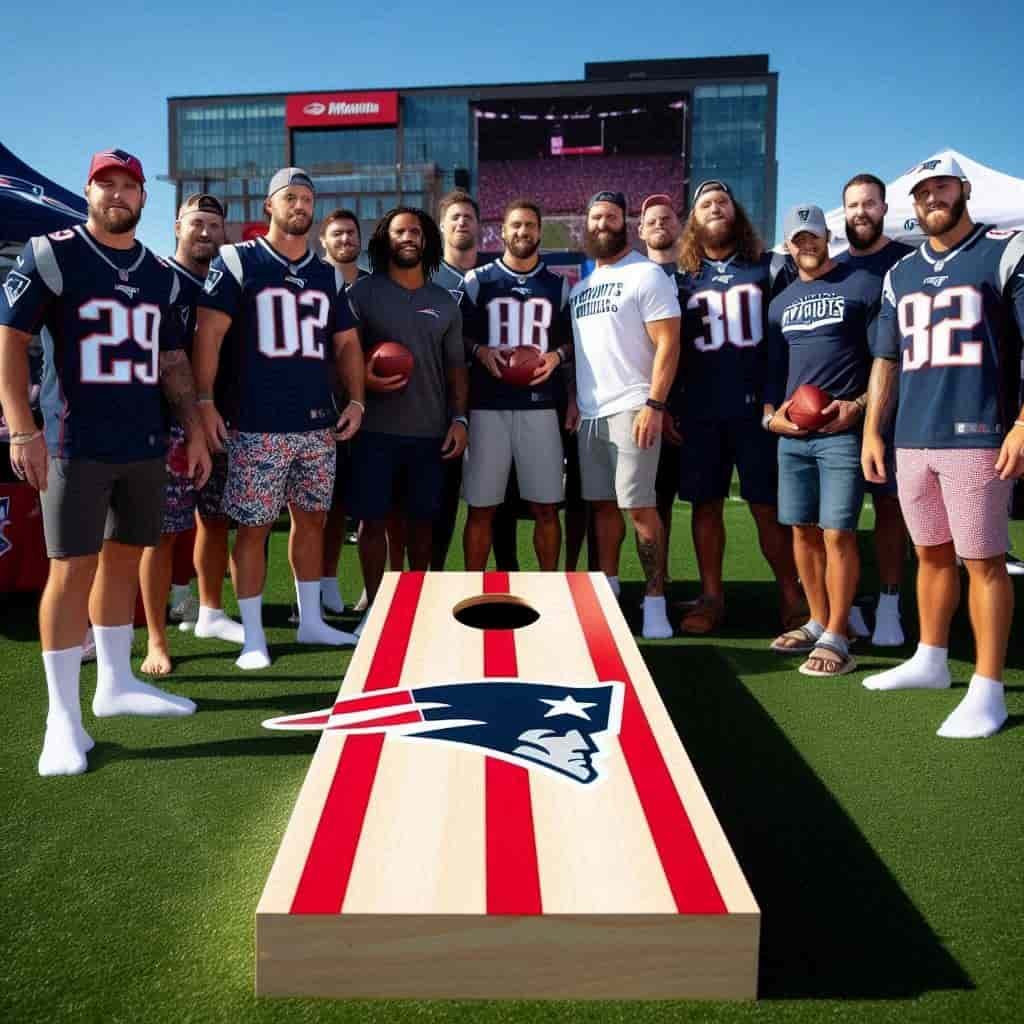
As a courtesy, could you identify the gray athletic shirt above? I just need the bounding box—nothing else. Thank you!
[347,273,464,438]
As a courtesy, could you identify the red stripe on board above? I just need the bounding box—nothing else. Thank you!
[290,572,426,914]
[483,571,542,914]
[566,573,726,914]
[333,690,414,715]
[333,710,423,730]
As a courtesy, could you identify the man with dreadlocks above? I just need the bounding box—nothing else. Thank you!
[347,208,468,631]
[674,179,803,635]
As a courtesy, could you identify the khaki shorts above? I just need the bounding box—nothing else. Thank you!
[578,408,661,509]
[463,409,564,507]
[41,456,167,558]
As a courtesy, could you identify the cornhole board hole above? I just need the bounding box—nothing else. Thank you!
[256,571,759,1000]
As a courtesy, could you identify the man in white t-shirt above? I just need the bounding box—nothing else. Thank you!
[567,191,681,638]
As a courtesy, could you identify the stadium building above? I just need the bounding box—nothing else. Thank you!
[166,55,778,251]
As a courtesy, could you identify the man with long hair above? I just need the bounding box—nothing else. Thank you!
[675,180,802,634]
[347,207,468,627]
[862,156,1024,737]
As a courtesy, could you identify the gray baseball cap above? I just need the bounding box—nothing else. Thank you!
[267,167,314,198]
[784,204,828,242]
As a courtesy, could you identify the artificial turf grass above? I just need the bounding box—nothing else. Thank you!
[0,504,1021,1023]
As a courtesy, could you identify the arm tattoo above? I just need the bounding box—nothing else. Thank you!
[159,350,201,435]
[636,535,666,596]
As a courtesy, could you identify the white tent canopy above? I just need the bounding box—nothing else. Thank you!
[822,148,1024,254]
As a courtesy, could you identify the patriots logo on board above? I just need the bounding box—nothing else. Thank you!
[3,271,31,307]
[264,680,625,784]
[0,497,11,559]
[203,269,223,294]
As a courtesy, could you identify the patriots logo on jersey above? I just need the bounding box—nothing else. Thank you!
[712,274,734,284]
[0,497,11,559]
[3,271,31,307]
[417,307,441,318]
[923,275,949,288]
[114,283,140,299]
[203,269,223,295]
[511,286,533,297]
[264,680,625,785]
[284,275,305,288]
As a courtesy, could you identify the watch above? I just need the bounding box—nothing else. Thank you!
[452,415,469,429]
[762,412,774,431]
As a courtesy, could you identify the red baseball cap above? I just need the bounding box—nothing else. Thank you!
[640,193,675,218]
[88,148,146,185]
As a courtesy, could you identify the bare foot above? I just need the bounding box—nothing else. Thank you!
[141,645,173,676]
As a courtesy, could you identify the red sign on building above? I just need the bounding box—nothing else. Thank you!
[286,91,399,129]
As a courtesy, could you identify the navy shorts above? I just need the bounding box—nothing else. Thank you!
[866,426,898,499]
[678,415,778,506]
[778,433,865,532]
[347,431,444,522]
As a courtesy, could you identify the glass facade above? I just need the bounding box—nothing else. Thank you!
[293,128,396,169]
[401,94,474,194]
[689,83,771,241]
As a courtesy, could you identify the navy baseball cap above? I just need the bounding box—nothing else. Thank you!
[693,179,733,202]
[587,190,627,214]
[267,167,315,198]
[178,193,225,219]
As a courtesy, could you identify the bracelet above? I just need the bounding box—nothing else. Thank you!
[197,398,215,406]
[452,415,469,429]
[762,412,775,431]
[9,430,42,446]
[349,399,366,412]
[645,398,667,412]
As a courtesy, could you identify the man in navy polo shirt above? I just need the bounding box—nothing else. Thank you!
[765,204,878,677]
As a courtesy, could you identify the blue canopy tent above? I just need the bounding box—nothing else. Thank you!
[0,143,86,254]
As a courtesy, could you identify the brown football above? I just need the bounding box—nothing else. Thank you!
[367,341,413,390]
[786,383,837,431]
[500,346,545,388]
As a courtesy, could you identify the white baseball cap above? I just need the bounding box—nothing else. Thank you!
[906,155,967,195]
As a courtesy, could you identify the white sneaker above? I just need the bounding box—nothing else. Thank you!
[1007,553,1024,576]
[171,593,199,633]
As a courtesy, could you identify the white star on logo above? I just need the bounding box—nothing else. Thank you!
[539,695,598,720]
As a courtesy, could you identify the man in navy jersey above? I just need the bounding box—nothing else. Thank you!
[765,204,877,677]
[347,207,467,627]
[862,155,1024,738]
[462,198,572,570]
[138,193,242,677]
[317,208,370,618]
[674,180,802,635]
[0,148,212,776]
[194,168,365,670]
[836,174,914,647]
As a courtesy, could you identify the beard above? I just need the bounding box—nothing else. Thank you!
[645,230,676,252]
[695,216,736,252]
[449,231,475,252]
[918,192,968,237]
[390,240,423,268]
[845,215,884,251]
[273,209,312,237]
[794,247,829,273]
[506,236,540,260]
[92,203,141,235]
[584,224,628,260]
[330,246,360,264]
[187,239,217,266]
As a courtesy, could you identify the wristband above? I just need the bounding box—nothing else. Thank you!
[645,398,667,412]
[762,412,774,431]
[452,415,469,429]
[197,398,215,406]
[8,430,42,446]
[349,399,366,412]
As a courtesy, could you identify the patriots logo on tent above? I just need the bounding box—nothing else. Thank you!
[3,271,31,308]
[0,497,11,559]
[264,680,625,785]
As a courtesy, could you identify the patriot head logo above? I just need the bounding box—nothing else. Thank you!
[203,269,223,295]
[918,159,941,172]
[264,681,625,785]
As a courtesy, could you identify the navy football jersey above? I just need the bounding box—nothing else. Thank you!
[462,258,571,411]
[167,257,204,358]
[836,239,914,280]
[873,225,1024,449]
[675,252,789,420]
[433,260,471,307]
[0,225,185,461]
[766,261,879,424]
[197,236,355,434]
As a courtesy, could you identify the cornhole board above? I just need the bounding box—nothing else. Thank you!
[256,571,759,1000]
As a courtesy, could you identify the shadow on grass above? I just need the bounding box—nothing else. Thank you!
[643,641,972,1000]
[86,732,321,769]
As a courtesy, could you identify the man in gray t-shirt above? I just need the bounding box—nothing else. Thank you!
[346,207,468,618]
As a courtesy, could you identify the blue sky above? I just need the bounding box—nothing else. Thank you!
[4,0,1020,255]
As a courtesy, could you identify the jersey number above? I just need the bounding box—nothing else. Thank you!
[79,299,160,385]
[487,297,553,351]
[898,286,984,371]
[256,288,330,359]
[688,283,763,352]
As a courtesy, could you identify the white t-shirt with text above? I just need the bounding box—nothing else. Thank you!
[569,250,680,419]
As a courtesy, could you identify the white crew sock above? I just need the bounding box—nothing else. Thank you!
[295,578,357,647]
[320,576,345,614]
[847,605,871,638]
[39,646,93,776]
[872,592,904,647]
[641,595,673,640]
[863,642,951,691]
[91,625,195,717]
[236,595,271,670]
[937,675,1008,739]
[193,605,245,645]
[606,575,621,598]
[169,583,191,606]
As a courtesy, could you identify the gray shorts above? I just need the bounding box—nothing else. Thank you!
[578,408,661,509]
[41,456,167,558]
[463,409,564,507]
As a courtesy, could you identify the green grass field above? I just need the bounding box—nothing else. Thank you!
[2,501,1022,1024]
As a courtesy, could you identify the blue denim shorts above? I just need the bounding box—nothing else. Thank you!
[777,432,865,531]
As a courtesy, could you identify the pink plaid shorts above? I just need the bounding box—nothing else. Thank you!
[895,448,1011,559]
